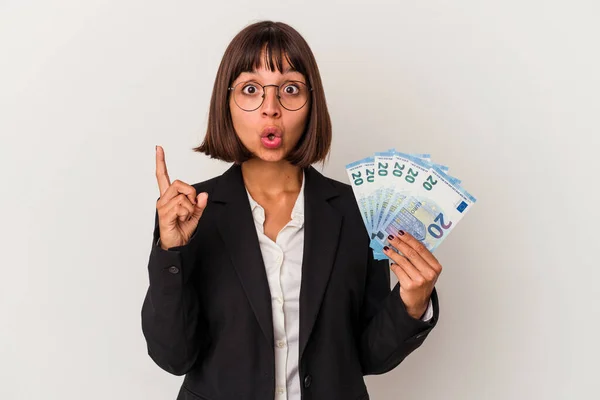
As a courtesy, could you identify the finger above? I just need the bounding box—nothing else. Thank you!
[177,209,191,222]
[384,246,423,282]
[176,196,196,222]
[395,230,443,275]
[387,233,435,278]
[164,204,190,223]
[161,180,197,207]
[155,145,171,197]
[188,192,208,222]
[389,261,412,287]
[167,195,194,222]
[163,194,195,221]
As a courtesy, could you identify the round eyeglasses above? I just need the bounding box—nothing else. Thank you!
[228,80,312,112]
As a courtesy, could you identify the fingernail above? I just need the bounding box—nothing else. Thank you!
[398,230,405,236]
[387,234,394,240]
[383,246,389,251]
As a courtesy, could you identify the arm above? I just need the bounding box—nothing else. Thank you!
[141,208,209,376]
[358,247,439,375]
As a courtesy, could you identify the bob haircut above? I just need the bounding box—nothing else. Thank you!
[193,21,332,168]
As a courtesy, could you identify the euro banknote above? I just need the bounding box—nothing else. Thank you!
[345,150,476,261]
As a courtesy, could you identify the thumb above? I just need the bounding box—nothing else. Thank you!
[190,192,208,221]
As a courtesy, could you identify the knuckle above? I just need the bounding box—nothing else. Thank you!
[406,248,419,259]
[414,275,425,286]
[413,241,425,253]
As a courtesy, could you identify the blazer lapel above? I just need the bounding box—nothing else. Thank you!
[210,163,343,360]
[211,164,274,346]
[298,166,342,361]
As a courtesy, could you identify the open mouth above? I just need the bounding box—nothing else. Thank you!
[260,130,283,148]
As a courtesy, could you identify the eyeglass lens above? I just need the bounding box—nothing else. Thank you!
[232,81,309,111]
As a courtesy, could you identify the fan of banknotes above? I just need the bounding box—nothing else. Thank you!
[345,149,477,260]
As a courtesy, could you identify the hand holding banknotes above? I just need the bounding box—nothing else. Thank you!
[383,230,442,319]
[155,145,208,250]
[346,150,477,318]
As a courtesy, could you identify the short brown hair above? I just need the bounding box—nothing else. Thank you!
[193,21,332,168]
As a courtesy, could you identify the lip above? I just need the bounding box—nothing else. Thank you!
[260,126,283,138]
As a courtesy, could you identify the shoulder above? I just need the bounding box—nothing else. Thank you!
[323,175,353,197]
[319,174,361,215]
[319,173,371,245]
[189,174,221,195]
[306,166,355,204]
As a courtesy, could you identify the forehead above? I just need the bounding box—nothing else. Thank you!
[231,45,307,83]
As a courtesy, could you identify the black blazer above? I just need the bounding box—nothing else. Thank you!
[141,163,439,400]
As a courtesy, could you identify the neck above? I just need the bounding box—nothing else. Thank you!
[240,158,303,197]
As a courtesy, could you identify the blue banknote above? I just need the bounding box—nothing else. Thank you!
[346,151,477,261]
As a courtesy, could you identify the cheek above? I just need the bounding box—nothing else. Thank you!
[292,109,310,132]
[230,102,250,132]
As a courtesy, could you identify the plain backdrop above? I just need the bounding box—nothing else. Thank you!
[1,1,599,399]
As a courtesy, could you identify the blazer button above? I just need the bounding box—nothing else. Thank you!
[167,266,179,274]
[304,374,312,388]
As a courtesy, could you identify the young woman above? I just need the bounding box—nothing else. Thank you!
[142,20,441,400]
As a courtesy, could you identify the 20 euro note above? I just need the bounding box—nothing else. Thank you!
[373,150,433,236]
[371,149,450,260]
[376,151,463,235]
[350,151,434,239]
[370,165,477,260]
[375,151,433,235]
[371,151,434,259]
[346,158,374,234]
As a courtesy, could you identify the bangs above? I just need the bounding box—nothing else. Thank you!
[231,27,309,82]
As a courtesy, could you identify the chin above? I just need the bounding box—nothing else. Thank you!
[252,149,288,163]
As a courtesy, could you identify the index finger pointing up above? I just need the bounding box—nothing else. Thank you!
[155,145,171,196]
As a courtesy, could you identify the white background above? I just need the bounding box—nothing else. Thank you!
[1,1,599,399]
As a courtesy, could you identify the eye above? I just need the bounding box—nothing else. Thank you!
[282,83,300,95]
[241,84,260,95]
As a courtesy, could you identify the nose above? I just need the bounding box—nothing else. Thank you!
[260,85,281,117]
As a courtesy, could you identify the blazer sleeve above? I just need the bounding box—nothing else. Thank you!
[140,207,210,376]
[358,246,439,375]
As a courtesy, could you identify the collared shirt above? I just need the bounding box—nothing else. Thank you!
[245,171,433,400]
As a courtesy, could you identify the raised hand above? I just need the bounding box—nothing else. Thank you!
[155,145,208,250]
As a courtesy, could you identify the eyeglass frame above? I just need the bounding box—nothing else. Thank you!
[227,80,313,112]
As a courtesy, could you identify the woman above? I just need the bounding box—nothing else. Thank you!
[142,20,440,400]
